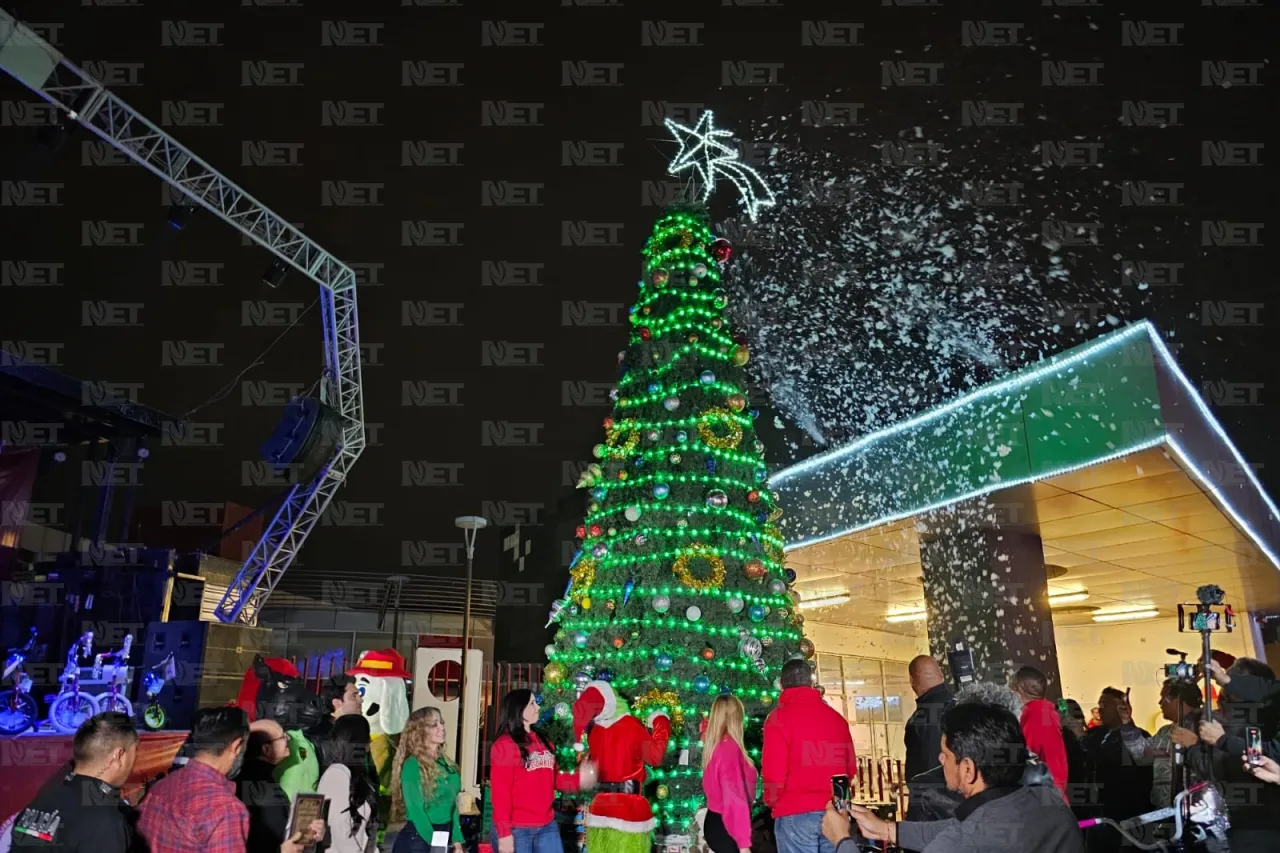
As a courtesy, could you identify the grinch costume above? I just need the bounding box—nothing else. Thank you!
[573,681,671,853]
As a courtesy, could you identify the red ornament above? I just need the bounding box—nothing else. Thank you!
[710,238,733,263]
[701,647,715,661]
[733,333,749,347]
[589,524,603,538]
[612,636,625,649]
[747,489,761,503]
[639,327,652,342]
[575,525,587,539]
[603,417,615,430]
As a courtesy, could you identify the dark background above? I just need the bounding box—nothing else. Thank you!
[0,1,1273,599]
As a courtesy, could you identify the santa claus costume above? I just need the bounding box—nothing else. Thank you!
[573,681,672,853]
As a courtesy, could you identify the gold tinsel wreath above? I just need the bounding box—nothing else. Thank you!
[605,421,641,457]
[632,687,685,729]
[697,408,743,450]
[671,543,726,591]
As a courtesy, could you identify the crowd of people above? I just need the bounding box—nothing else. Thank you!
[11,675,470,853]
[12,651,1280,853]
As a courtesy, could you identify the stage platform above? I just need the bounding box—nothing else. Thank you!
[0,730,187,829]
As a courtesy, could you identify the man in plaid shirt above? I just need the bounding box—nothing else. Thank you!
[137,707,321,853]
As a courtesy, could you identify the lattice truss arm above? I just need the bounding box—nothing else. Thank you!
[0,10,366,624]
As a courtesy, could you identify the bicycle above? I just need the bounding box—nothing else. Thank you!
[140,652,176,731]
[48,631,97,734]
[0,627,44,735]
[93,634,134,719]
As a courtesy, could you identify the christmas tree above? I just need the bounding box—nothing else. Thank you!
[539,113,811,838]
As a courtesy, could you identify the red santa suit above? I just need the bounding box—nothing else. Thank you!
[573,681,671,853]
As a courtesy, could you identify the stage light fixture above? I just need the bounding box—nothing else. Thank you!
[262,259,288,288]
[167,203,197,231]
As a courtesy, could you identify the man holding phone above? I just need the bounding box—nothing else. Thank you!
[821,700,1082,853]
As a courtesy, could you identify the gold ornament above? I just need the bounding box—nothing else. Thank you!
[677,230,693,248]
[581,596,593,610]
[697,408,743,451]
[570,558,597,596]
[605,422,641,457]
[632,688,685,728]
[656,784,670,799]
[545,662,567,684]
[671,543,726,590]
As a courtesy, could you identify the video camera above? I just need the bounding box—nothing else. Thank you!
[1164,649,1194,681]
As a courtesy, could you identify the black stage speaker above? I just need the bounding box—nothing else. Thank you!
[140,619,273,730]
[260,396,342,485]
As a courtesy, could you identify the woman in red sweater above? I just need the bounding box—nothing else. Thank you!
[701,695,757,853]
[490,690,595,853]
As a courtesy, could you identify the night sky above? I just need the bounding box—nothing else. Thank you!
[0,0,1274,587]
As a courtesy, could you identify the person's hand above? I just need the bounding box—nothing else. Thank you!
[454,844,465,853]
[847,804,895,845]
[281,832,308,853]
[304,819,324,842]
[1198,720,1225,746]
[579,759,598,791]
[1208,658,1230,686]
[498,835,515,853]
[820,801,851,846]
[1170,726,1199,748]
[1244,754,1280,785]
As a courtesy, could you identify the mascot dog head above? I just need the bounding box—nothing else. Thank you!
[235,655,327,730]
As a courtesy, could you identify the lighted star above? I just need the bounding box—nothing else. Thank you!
[664,111,776,222]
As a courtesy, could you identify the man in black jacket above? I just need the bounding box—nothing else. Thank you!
[13,712,139,853]
[903,656,960,820]
[1080,688,1152,853]
[237,719,295,853]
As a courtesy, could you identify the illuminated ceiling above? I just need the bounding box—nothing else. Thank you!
[775,322,1280,632]
[787,445,1280,631]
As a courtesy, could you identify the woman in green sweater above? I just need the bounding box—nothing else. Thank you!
[390,706,464,853]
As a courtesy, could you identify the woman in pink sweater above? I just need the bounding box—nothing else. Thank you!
[701,695,757,853]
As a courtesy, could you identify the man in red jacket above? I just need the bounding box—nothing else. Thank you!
[1011,666,1069,801]
[763,659,857,853]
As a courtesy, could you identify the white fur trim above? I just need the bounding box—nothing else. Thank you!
[584,814,657,833]
[646,710,669,727]
[587,680,617,723]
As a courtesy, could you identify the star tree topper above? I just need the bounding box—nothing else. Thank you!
[664,111,777,222]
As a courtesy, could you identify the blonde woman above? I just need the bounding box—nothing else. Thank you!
[701,695,756,853]
[390,707,464,853]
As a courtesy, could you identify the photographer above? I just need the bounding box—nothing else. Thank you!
[825,699,1082,853]
[1185,658,1280,853]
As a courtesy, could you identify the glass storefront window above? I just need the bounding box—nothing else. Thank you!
[816,652,914,789]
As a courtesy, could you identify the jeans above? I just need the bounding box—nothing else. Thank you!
[774,811,836,853]
[394,821,454,853]
[492,821,563,853]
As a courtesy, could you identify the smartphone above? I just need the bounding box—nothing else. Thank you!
[831,774,851,811]
[1247,726,1263,767]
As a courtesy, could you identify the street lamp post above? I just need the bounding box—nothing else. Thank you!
[454,515,487,767]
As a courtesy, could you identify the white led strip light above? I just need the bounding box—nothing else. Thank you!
[664,111,777,222]
[772,322,1152,484]
[775,322,1280,573]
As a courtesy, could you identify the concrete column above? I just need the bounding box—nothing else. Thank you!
[917,502,1063,697]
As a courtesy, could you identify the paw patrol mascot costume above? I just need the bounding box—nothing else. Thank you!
[573,681,671,853]
[348,649,411,794]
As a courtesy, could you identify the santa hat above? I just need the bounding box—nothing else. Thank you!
[572,681,618,740]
